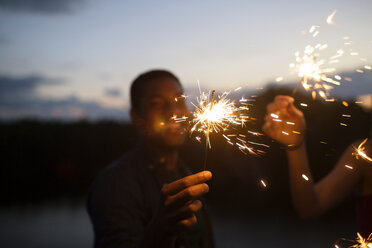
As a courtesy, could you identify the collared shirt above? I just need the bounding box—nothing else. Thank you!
[87,142,214,248]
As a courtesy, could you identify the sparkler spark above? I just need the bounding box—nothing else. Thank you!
[345,164,353,170]
[350,232,372,248]
[284,10,370,100]
[353,138,372,163]
[290,43,341,99]
[327,10,337,25]
[191,90,244,170]
[260,179,267,188]
[189,88,267,164]
[191,91,243,148]
[302,174,309,181]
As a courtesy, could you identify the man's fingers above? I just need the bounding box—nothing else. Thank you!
[165,183,209,209]
[167,200,203,224]
[266,102,281,114]
[162,171,212,196]
[266,101,289,116]
[175,215,198,233]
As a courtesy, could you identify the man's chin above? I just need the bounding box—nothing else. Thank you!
[162,136,186,149]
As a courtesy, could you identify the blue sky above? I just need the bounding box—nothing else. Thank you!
[0,0,371,120]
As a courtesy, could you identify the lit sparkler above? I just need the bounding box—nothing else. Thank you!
[353,138,372,163]
[189,89,267,169]
[284,10,371,100]
[349,232,372,248]
[288,11,343,99]
[191,90,245,169]
[191,90,241,146]
[290,41,341,99]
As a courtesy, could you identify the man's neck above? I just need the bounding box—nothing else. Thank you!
[142,139,179,171]
[162,151,178,171]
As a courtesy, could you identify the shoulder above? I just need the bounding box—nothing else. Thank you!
[93,150,146,190]
[87,150,148,212]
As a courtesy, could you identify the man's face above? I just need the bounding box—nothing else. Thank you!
[133,77,189,149]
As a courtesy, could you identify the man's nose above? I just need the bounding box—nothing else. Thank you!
[165,102,185,117]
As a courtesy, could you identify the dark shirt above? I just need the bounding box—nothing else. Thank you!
[87,143,214,248]
[356,193,372,237]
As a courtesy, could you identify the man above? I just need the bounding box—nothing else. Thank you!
[87,70,214,248]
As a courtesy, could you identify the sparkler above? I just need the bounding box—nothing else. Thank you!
[191,90,244,170]
[349,232,372,248]
[191,91,245,139]
[290,39,341,99]
[288,11,342,99]
[353,138,372,163]
[336,233,372,248]
[189,88,267,170]
[285,10,371,100]
[203,90,215,170]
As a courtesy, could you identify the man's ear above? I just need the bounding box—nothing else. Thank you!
[130,108,144,127]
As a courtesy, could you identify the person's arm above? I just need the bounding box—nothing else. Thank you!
[88,168,212,248]
[263,95,363,219]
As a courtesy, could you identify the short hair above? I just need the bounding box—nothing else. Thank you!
[130,70,182,109]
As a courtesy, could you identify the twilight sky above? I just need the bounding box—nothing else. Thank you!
[0,0,371,120]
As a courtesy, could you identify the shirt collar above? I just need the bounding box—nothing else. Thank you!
[132,139,188,184]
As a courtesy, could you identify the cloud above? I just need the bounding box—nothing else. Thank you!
[0,0,84,14]
[0,96,129,121]
[0,74,129,121]
[0,75,62,104]
[104,88,122,98]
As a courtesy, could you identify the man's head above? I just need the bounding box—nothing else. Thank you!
[130,70,189,150]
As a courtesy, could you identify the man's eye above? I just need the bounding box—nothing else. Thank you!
[149,100,164,108]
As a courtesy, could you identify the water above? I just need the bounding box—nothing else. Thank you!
[0,203,356,248]
[0,203,93,248]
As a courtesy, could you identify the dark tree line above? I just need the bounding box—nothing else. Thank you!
[0,87,370,217]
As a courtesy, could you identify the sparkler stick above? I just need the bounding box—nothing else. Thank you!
[291,80,302,96]
[203,90,215,170]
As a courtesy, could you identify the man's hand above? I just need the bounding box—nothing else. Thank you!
[153,171,212,246]
[262,95,306,149]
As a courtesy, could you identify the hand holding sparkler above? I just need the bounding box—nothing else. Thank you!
[263,97,372,225]
[262,95,306,150]
[154,171,212,247]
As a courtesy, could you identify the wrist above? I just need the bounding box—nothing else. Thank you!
[285,140,305,152]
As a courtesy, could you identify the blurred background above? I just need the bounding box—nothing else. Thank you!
[0,0,371,247]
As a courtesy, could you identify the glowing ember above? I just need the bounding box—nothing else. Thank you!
[260,179,267,188]
[326,10,337,25]
[354,138,372,163]
[302,174,309,181]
